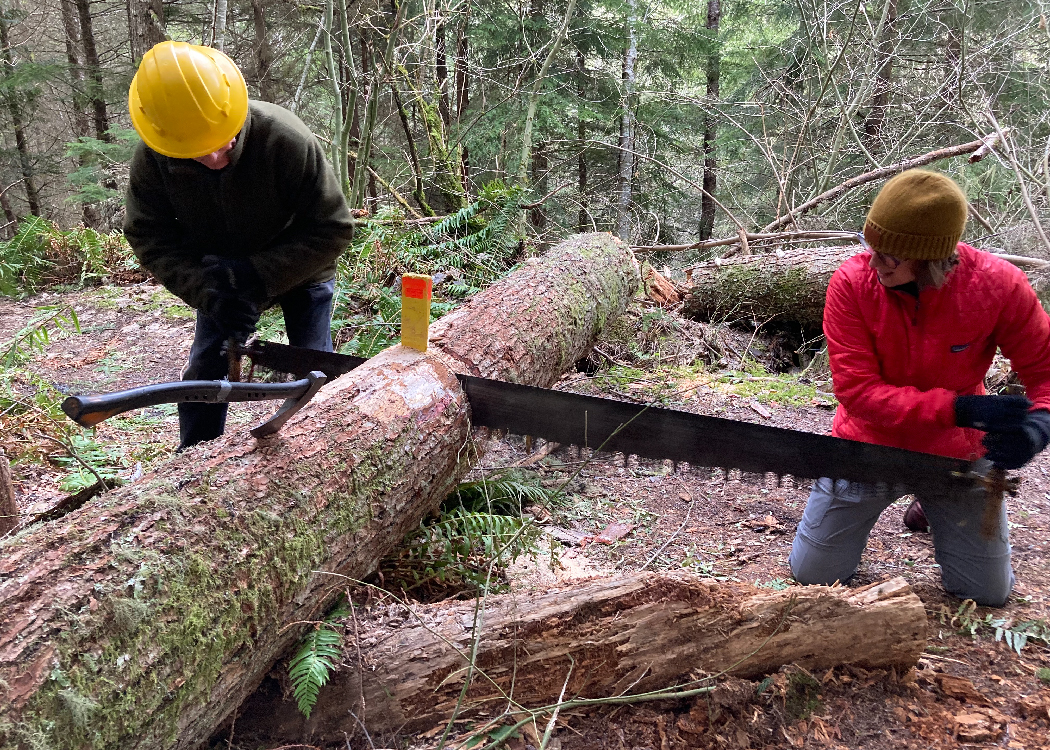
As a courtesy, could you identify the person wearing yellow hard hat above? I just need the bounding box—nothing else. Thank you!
[124,41,355,450]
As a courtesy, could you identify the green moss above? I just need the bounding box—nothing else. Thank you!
[110,598,149,634]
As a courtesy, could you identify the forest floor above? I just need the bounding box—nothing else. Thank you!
[3,280,1050,750]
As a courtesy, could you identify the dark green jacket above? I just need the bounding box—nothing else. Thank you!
[124,101,355,309]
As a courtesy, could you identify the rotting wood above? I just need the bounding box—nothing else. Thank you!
[0,232,639,750]
[229,574,926,745]
[0,449,15,536]
[641,261,682,306]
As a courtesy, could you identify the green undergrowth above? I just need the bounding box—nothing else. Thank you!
[0,216,140,298]
[377,468,559,601]
[938,599,1050,654]
[717,361,823,406]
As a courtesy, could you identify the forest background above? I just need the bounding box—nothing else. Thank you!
[1,0,1049,281]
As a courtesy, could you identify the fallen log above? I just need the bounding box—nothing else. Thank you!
[0,232,639,750]
[682,245,858,330]
[231,574,926,744]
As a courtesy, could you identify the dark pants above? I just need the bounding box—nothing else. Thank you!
[178,279,335,450]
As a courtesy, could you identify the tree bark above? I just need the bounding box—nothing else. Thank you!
[250,0,275,102]
[0,233,639,750]
[863,0,897,139]
[0,5,41,216]
[616,0,638,241]
[0,449,15,536]
[698,0,720,241]
[127,0,166,63]
[682,245,859,330]
[61,0,100,227]
[230,575,926,743]
[74,0,110,142]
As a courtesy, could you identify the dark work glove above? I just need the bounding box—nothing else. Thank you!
[200,289,260,343]
[201,255,267,303]
[982,410,1050,470]
[954,394,1033,432]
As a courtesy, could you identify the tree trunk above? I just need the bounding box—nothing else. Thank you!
[0,449,15,536]
[230,575,926,744]
[863,0,897,139]
[127,0,166,63]
[616,0,638,241]
[250,0,275,102]
[61,0,99,226]
[576,46,588,232]
[0,5,41,216]
[74,0,109,142]
[698,0,720,241]
[0,233,639,750]
[454,11,470,191]
[213,0,228,51]
[682,245,859,330]
[435,7,450,129]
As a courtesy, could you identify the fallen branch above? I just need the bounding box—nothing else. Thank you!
[761,134,1003,233]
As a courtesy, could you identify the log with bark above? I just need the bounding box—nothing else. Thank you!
[0,233,639,750]
[681,245,858,330]
[0,449,15,536]
[230,574,926,744]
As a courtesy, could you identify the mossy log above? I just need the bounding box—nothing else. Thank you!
[231,575,926,744]
[0,233,639,750]
[682,246,859,330]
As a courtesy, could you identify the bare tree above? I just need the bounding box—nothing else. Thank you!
[0,2,41,216]
[250,0,274,101]
[698,0,721,240]
[127,0,165,62]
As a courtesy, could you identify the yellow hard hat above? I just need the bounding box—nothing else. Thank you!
[128,41,248,159]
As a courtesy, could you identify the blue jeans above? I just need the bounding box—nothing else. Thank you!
[178,279,335,450]
[789,464,1014,607]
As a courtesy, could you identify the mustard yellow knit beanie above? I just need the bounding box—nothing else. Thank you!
[864,170,967,260]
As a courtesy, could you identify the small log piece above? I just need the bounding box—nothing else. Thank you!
[232,574,926,744]
[0,233,639,750]
[682,246,858,330]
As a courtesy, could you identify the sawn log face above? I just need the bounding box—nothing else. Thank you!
[0,233,639,750]
[233,574,926,742]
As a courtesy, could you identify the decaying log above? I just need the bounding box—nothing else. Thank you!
[0,233,639,750]
[682,245,858,330]
[231,574,926,744]
[0,449,15,536]
[641,261,682,306]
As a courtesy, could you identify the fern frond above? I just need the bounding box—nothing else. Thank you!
[289,624,343,718]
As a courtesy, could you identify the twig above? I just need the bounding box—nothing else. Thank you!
[539,657,574,750]
[33,432,109,491]
[639,493,697,571]
[346,588,370,744]
[984,108,1050,257]
[761,135,1002,233]
[633,229,859,253]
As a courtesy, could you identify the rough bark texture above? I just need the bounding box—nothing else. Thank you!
[682,245,859,330]
[0,450,15,536]
[0,234,639,750]
[231,575,926,744]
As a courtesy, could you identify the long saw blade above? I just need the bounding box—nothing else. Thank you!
[458,375,974,498]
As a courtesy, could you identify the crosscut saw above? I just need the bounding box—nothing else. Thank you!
[62,338,984,499]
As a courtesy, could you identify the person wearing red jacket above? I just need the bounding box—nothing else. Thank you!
[789,170,1050,606]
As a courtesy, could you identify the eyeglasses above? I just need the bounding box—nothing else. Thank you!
[857,232,901,270]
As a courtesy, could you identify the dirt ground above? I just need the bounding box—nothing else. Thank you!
[3,283,1050,749]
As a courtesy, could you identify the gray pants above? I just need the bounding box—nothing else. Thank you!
[789,472,1014,607]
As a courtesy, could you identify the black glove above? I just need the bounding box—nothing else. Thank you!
[954,394,1033,432]
[200,289,260,342]
[200,255,267,303]
[982,410,1050,470]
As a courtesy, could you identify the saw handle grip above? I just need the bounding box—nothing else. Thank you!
[61,378,313,428]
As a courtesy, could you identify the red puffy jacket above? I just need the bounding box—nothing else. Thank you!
[825,243,1050,460]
